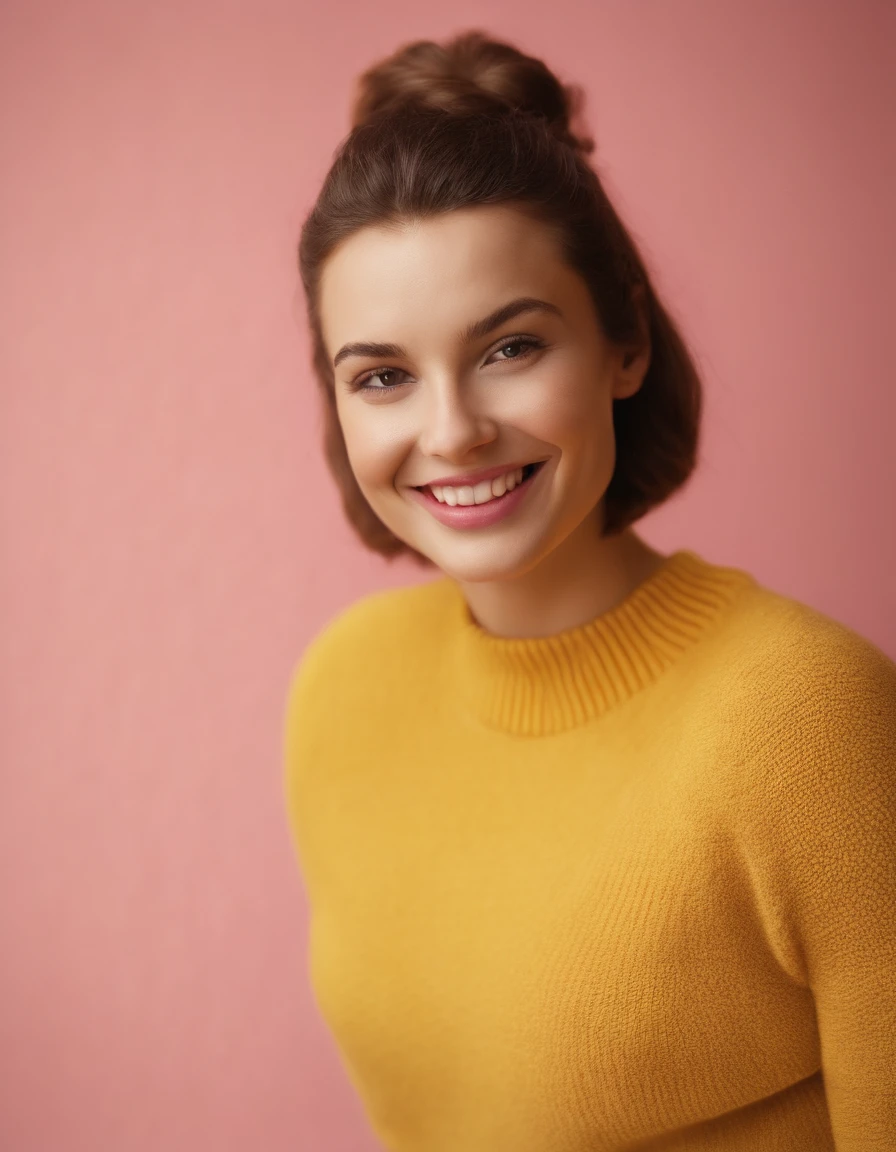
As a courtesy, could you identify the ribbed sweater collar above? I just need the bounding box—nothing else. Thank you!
[445,549,754,737]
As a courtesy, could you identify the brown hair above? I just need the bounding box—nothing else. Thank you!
[297,30,702,568]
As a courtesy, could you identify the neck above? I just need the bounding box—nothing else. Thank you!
[456,514,667,640]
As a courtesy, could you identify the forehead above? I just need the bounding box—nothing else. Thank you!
[318,205,570,351]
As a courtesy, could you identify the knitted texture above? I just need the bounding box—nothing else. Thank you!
[282,550,896,1151]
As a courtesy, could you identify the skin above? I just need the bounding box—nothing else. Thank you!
[317,203,668,639]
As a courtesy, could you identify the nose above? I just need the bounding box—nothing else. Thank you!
[416,377,499,462]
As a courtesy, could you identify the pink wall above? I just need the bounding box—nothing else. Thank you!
[1,0,893,1148]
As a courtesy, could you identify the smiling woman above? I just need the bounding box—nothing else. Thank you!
[291,21,721,647]
[282,28,896,1152]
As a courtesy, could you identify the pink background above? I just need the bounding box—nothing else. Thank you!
[1,1,893,1149]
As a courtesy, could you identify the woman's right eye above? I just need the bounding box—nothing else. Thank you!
[351,368,406,393]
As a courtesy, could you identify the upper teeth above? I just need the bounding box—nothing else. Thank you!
[430,466,526,506]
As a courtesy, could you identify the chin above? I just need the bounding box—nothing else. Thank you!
[421,541,548,585]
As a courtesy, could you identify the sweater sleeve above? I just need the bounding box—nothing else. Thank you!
[741,632,896,1150]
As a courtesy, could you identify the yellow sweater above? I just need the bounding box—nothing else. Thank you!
[282,549,896,1151]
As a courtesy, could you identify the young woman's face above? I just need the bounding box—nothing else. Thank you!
[317,203,648,583]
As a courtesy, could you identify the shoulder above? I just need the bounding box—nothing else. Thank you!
[283,576,457,713]
[281,577,458,815]
[714,580,896,829]
[727,582,895,743]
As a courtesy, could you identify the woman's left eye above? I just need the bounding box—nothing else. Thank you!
[489,337,543,363]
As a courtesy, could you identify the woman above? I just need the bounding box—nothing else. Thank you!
[282,30,896,1151]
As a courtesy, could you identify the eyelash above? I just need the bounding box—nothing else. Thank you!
[347,335,546,394]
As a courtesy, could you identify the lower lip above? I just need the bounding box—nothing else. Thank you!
[407,462,546,529]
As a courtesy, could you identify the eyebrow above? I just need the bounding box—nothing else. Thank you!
[331,296,564,369]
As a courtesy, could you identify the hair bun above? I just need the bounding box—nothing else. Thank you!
[350,29,594,156]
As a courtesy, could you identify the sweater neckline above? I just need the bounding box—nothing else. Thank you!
[445,549,754,737]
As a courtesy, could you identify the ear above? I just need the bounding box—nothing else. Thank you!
[612,284,651,399]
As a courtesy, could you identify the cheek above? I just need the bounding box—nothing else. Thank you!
[340,416,407,490]
[525,364,612,444]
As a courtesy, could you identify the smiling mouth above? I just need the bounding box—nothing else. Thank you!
[414,461,544,494]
